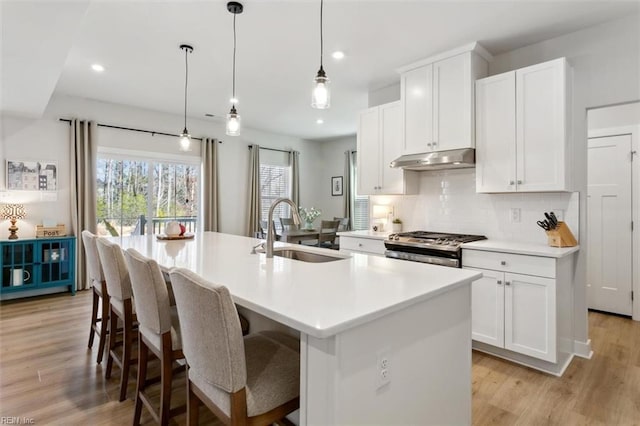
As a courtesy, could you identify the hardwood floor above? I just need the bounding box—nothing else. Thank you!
[1,291,639,425]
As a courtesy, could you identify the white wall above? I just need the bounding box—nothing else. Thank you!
[588,102,640,130]
[314,136,356,220]
[368,83,400,107]
[0,94,325,237]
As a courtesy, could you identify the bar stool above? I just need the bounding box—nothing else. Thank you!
[82,230,110,364]
[96,238,137,402]
[169,267,300,425]
[124,248,185,426]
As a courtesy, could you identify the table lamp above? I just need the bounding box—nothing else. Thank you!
[372,204,392,232]
[1,204,26,240]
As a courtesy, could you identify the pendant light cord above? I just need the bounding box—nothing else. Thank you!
[183,47,189,130]
[320,0,324,68]
[232,12,237,102]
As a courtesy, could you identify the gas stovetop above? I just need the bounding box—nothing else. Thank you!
[385,231,487,252]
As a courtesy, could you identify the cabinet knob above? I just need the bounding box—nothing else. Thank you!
[500,260,506,266]
[505,281,511,286]
[517,180,523,185]
[427,143,432,147]
[509,180,515,186]
[497,280,503,285]
[358,243,363,247]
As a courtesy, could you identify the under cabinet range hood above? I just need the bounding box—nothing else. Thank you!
[390,148,475,171]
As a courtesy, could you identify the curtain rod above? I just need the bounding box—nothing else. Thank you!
[58,118,222,143]
[248,145,291,154]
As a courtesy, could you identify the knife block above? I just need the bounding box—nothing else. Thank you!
[545,222,577,248]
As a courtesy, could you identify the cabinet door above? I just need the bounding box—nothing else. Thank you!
[504,272,556,362]
[475,71,517,193]
[401,65,433,154]
[433,53,473,151]
[379,101,404,194]
[357,107,381,195]
[516,58,567,192]
[467,268,504,347]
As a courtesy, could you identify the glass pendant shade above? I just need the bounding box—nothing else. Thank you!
[226,106,241,136]
[179,128,192,151]
[312,68,330,109]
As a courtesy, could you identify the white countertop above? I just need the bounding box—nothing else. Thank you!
[113,232,480,339]
[337,230,391,240]
[461,240,580,258]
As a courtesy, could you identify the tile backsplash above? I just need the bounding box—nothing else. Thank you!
[372,169,579,245]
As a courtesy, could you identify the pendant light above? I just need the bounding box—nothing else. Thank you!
[311,0,330,109]
[179,44,194,151]
[226,2,243,136]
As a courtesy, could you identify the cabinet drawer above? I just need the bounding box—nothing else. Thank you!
[340,237,386,255]
[462,250,555,278]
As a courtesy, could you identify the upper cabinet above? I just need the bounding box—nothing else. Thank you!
[357,101,417,195]
[398,43,491,154]
[476,57,572,193]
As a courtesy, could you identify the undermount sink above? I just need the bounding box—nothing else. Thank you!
[272,248,347,263]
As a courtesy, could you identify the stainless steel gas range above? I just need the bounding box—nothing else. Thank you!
[384,231,487,268]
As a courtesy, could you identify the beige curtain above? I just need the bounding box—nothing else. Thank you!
[202,138,219,232]
[70,119,97,290]
[343,150,355,230]
[289,150,300,206]
[246,145,261,237]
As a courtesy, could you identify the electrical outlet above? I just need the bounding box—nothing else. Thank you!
[510,208,521,223]
[376,349,391,389]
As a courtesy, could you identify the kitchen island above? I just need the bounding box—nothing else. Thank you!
[113,232,481,425]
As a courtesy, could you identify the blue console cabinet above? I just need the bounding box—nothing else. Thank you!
[0,237,76,298]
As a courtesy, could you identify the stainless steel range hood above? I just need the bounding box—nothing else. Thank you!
[390,148,475,171]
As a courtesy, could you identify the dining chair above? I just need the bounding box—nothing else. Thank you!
[168,267,300,426]
[81,230,110,364]
[333,217,350,232]
[318,220,341,249]
[95,238,138,402]
[279,217,297,231]
[124,248,185,426]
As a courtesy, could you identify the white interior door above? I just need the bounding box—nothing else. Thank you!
[587,134,633,316]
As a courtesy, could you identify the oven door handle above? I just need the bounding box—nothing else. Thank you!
[385,250,460,268]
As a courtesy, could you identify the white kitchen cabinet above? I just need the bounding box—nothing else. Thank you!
[476,57,571,193]
[339,235,386,256]
[357,101,417,195]
[399,43,490,155]
[463,247,576,374]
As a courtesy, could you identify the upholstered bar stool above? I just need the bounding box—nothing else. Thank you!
[169,267,300,426]
[124,248,185,426]
[96,238,138,402]
[81,230,110,364]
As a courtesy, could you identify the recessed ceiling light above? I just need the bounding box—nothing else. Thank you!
[229,97,238,104]
[316,119,324,124]
[91,64,105,72]
[331,51,345,60]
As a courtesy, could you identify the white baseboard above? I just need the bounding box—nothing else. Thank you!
[573,339,593,359]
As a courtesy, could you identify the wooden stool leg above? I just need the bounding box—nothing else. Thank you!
[118,302,133,402]
[133,336,148,426]
[160,333,173,426]
[187,378,200,426]
[96,293,109,364]
[105,306,117,379]
[88,289,99,348]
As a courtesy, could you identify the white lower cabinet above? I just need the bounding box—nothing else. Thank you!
[465,251,557,363]
[339,236,386,256]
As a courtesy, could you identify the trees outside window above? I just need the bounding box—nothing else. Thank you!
[97,155,199,236]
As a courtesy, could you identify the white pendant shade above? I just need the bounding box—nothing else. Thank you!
[312,73,330,109]
[179,130,192,151]
[226,107,241,136]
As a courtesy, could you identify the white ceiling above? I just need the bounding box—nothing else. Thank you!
[2,1,638,141]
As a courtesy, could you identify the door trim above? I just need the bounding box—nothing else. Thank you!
[589,125,640,321]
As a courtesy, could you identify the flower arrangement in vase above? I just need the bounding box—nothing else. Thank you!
[298,206,322,230]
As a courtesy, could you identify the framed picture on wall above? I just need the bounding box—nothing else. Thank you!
[7,160,58,191]
[331,176,343,196]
